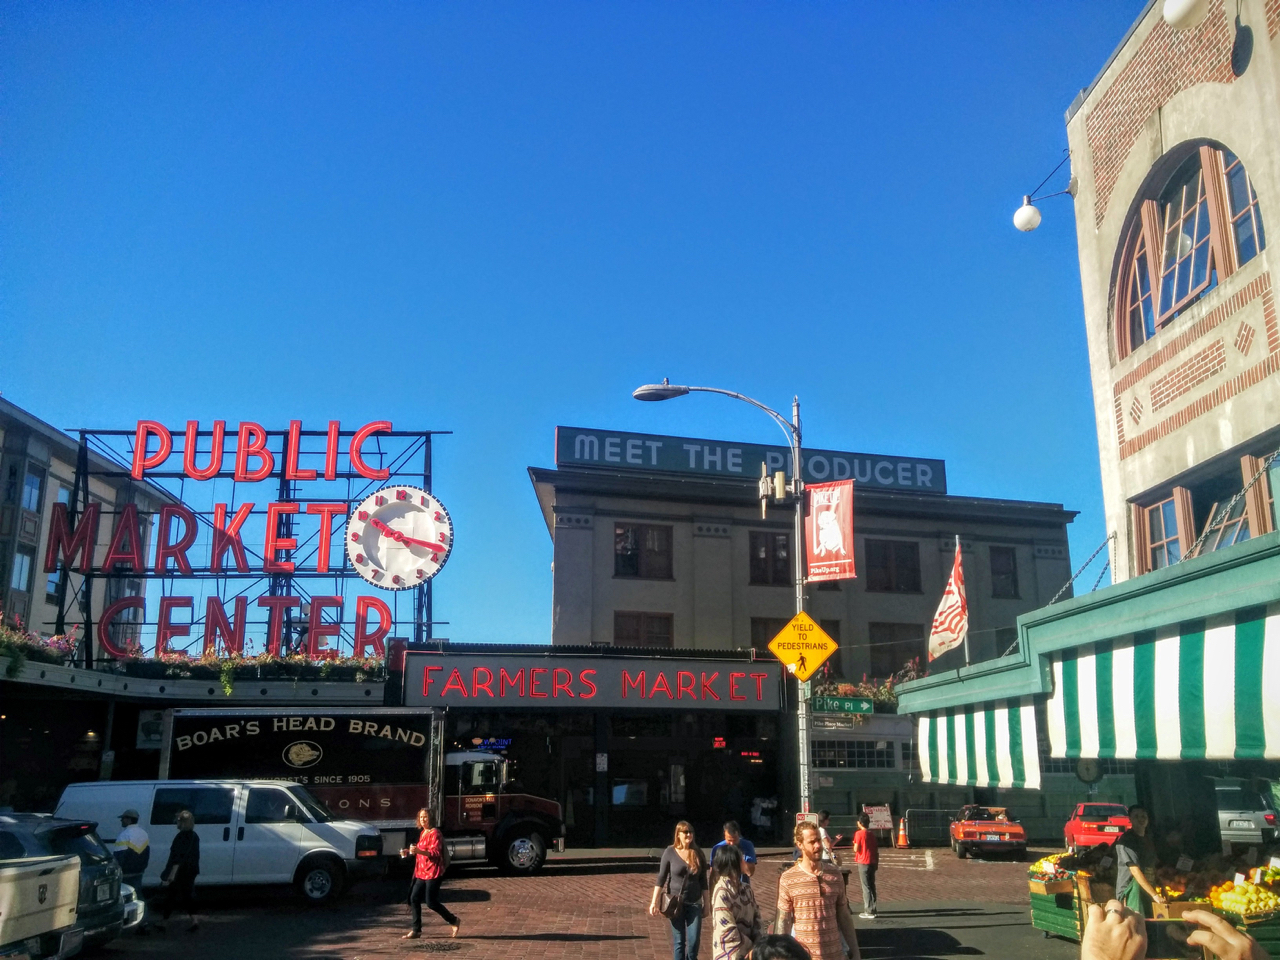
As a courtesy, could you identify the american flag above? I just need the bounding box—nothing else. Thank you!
[928,538,968,661]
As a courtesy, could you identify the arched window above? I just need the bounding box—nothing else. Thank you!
[1116,145,1267,357]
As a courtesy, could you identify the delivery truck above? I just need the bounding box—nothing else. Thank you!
[157,707,565,873]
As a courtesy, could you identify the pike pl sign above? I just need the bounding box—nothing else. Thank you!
[555,426,946,494]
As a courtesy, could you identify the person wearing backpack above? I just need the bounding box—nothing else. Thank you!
[400,807,460,939]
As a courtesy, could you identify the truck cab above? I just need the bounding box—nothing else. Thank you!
[441,751,564,874]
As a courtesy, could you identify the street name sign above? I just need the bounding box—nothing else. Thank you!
[811,696,873,715]
[767,612,837,682]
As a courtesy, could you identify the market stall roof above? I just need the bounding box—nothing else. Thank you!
[917,696,1041,790]
[898,530,1280,767]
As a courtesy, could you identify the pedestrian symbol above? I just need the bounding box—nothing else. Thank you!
[766,612,838,682]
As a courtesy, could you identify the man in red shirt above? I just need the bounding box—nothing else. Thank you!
[852,813,879,919]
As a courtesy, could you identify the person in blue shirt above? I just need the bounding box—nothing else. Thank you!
[710,820,757,880]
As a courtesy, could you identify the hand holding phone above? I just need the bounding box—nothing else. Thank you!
[1081,900,1146,960]
[1181,909,1269,960]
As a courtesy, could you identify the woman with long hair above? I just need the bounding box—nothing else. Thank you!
[649,820,711,959]
[159,809,200,933]
[399,807,460,939]
[710,844,764,959]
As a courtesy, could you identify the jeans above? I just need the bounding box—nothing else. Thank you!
[669,901,703,960]
[409,877,458,930]
[858,863,878,915]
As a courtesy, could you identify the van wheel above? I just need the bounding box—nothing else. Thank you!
[296,856,344,904]
[502,830,546,874]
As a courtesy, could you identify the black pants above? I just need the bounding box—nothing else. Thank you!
[161,868,197,920]
[409,877,458,930]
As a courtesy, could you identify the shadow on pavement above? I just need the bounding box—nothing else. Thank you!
[875,909,1023,918]
[859,927,984,957]
[467,933,643,942]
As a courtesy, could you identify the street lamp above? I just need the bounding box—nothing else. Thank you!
[1011,150,1077,232]
[633,378,814,814]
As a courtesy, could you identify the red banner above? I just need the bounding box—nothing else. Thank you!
[805,480,856,583]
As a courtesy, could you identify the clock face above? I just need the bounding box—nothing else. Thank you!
[345,485,453,590]
[1075,758,1102,784]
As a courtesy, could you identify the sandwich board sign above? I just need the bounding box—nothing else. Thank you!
[767,612,837,682]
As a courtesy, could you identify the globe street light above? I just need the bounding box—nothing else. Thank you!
[633,379,815,814]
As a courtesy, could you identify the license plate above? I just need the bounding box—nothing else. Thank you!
[984,834,1000,841]
[1229,819,1254,828]
[96,883,112,902]
[1103,826,1121,832]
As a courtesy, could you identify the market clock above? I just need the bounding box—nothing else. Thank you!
[1075,758,1103,785]
[345,485,453,589]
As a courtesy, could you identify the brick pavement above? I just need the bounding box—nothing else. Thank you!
[99,848,1055,960]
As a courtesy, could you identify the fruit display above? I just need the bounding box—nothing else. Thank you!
[1201,878,1280,919]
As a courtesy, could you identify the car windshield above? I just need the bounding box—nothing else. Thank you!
[1217,786,1272,811]
[965,808,998,821]
[44,826,113,864]
[287,786,334,822]
[1081,805,1129,820]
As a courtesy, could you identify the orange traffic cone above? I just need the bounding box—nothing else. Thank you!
[896,817,908,849]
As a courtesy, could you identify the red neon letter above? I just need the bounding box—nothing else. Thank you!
[622,670,645,698]
[183,420,225,480]
[349,421,392,480]
[324,420,340,481]
[131,421,171,479]
[234,422,274,482]
[353,595,391,659]
[700,671,720,700]
[263,502,299,573]
[552,668,574,698]
[751,673,768,700]
[285,420,317,481]
[578,669,597,698]
[203,596,247,658]
[257,596,300,657]
[156,596,193,657]
[44,502,101,574]
[649,672,674,699]
[729,673,746,700]
[101,504,144,571]
[473,667,495,697]
[211,503,253,573]
[306,503,348,573]
[677,671,696,700]
[529,667,549,698]
[422,665,442,696]
[307,596,343,660]
[98,597,145,658]
[442,669,469,697]
[154,505,198,575]
[499,668,525,696]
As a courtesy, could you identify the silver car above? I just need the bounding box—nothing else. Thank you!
[1214,777,1277,846]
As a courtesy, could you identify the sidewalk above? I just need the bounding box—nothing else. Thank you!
[549,845,796,863]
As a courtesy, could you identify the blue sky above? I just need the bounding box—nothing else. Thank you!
[1,2,1145,643]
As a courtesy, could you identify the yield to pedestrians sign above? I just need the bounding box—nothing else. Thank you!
[767,612,837,682]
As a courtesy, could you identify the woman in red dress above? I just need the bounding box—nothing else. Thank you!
[400,807,460,939]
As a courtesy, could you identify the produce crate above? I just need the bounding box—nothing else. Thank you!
[1218,911,1280,956]
[1075,876,1115,904]
[1030,891,1082,941]
[1029,878,1075,896]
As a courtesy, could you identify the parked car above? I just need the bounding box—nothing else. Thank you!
[119,883,145,932]
[1063,803,1131,853]
[0,832,80,960]
[1214,777,1278,847]
[55,780,384,904]
[0,814,125,952]
[949,805,1027,860]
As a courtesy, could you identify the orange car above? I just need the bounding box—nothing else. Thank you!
[949,805,1027,860]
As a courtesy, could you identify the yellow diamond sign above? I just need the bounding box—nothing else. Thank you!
[767,612,838,682]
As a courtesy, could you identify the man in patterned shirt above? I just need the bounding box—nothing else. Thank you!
[775,821,860,960]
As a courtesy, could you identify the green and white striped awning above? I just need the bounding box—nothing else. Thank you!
[916,696,1041,791]
[1046,604,1280,760]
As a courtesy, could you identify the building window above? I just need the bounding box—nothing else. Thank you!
[614,524,673,579]
[9,550,33,593]
[811,739,896,770]
[1145,497,1182,569]
[1117,144,1266,356]
[750,617,789,654]
[864,539,921,593]
[613,611,673,648]
[1200,498,1250,553]
[868,622,923,677]
[21,469,43,513]
[749,532,791,586]
[989,546,1019,599]
[901,738,920,771]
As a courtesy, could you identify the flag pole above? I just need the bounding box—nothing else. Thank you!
[958,535,970,666]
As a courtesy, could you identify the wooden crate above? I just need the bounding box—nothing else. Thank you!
[1075,875,1115,904]
[1030,891,1082,941]
[1029,878,1075,896]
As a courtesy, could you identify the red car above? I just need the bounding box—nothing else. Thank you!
[950,805,1027,860]
[1063,803,1131,853]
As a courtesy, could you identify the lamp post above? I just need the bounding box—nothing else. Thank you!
[633,379,813,814]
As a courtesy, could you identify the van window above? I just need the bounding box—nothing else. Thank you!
[245,787,308,824]
[151,787,235,825]
[0,831,26,860]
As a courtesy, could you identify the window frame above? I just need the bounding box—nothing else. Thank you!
[868,621,925,677]
[863,539,922,594]
[989,545,1020,599]
[613,610,674,648]
[748,530,792,586]
[613,523,674,580]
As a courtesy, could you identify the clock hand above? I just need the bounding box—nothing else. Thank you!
[369,517,446,552]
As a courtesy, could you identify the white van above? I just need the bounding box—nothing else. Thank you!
[54,780,384,903]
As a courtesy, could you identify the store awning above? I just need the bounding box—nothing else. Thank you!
[1046,604,1280,760]
[916,696,1041,790]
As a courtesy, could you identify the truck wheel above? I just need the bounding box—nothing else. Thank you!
[296,856,344,904]
[502,830,546,874]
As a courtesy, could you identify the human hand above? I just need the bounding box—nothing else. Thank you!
[1183,909,1269,960]
[399,848,410,858]
[1081,900,1145,960]
[648,902,658,917]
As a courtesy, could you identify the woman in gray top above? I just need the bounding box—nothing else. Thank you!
[649,820,711,959]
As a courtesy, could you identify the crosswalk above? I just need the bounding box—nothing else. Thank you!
[877,850,936,872]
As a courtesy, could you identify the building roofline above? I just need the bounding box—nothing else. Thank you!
[1065,0,1158,124]
[406,640,772,661]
